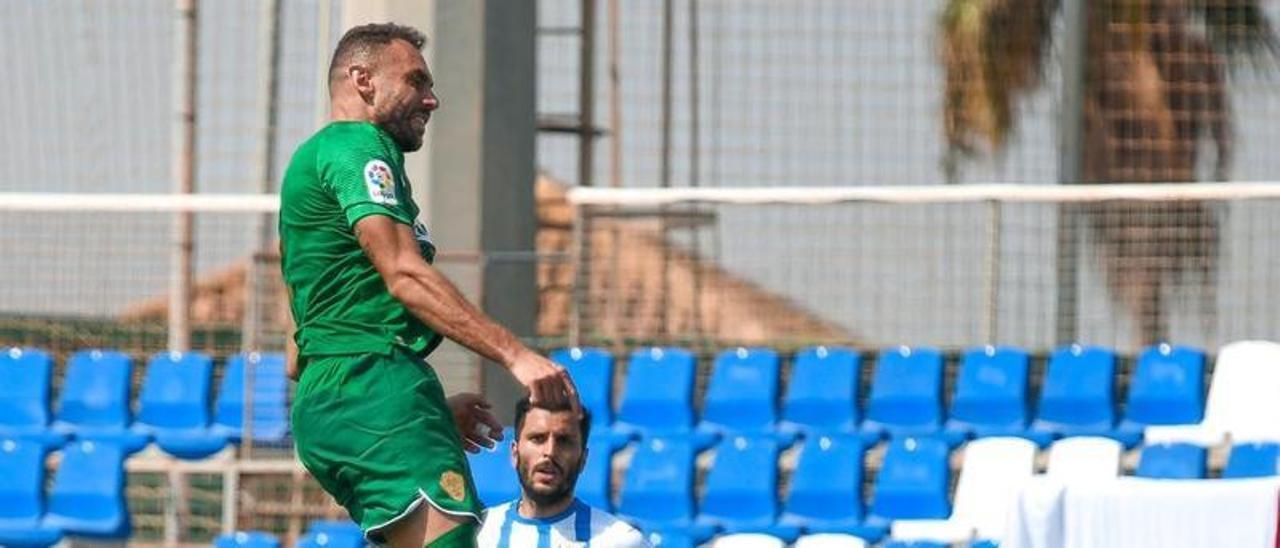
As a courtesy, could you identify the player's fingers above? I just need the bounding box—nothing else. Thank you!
[461,439,481,454]
[558,369,582,416]
[478,409,503,437]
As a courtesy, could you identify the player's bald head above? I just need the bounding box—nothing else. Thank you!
[328,23,427,91]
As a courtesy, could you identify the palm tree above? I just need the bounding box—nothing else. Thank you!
[939,0,1275,345]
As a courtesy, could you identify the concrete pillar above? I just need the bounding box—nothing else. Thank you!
[339,1,537,415]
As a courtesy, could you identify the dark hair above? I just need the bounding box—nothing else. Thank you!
[328,23,428,86]
[514,397,592,448]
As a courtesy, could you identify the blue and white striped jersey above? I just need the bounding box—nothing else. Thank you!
[477,498,651,548]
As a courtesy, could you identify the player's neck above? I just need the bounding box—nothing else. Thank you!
[517,495,575,519]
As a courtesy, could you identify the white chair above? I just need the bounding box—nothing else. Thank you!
[709,533,787,548]
[1046,436,1123,481]
[890,437,1038,544]
[792,533,869,548]
[1146,341,1280,446]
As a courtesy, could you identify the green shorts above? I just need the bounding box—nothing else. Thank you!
[292,347,483,542]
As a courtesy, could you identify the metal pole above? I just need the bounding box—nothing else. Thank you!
[243,0,282,353]
[607,0,621,189]
[605,0,623,346]
[315,0,332,129]
[688,0,703,337]
[1055,0,1088,345]
[578,0,596,188]
[169,0,197,352]
[658,0,674,337]
[982,200,1003,344]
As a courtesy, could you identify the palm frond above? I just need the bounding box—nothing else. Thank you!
[939,0,1057,156]
[1187,0,1278,59]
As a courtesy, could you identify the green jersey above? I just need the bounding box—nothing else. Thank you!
[279,121,441,365]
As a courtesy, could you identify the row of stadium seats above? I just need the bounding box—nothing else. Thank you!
[0,348,288,459]
[215,521,366,548]
[549,343,1208,449]
[470,430,1280,547]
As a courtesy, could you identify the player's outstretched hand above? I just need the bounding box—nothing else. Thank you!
[446,392,504,453]
[510,350,582,416]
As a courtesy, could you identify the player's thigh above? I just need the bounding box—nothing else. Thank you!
[384,503,477,548]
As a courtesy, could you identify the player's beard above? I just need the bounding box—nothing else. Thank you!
[376,100,428,152]
[516,454,583,507]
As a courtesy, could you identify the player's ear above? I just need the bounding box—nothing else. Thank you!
[577,446,589,473]
[348,65,375,103]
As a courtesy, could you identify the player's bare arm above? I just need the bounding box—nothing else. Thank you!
[354,214,581,412]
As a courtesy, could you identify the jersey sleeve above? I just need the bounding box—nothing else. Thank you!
[318,135,414,228]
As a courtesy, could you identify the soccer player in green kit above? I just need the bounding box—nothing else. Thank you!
[279,23,581,548]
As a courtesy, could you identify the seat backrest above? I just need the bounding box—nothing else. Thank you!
[711,534,787,548]
[0,348,53,430]
[700,435,782,524]
[783,346,861,432]
[867,347,944,429]
[950,437,1037,539]
[48,440,127,523]
[1046,437,1122,481]
[578,433,615,511]
[1224,442,1280,479]
[1125,344,1205,426]
[870,437,950,520]
[301,520,365,548]
[784,433,866,523]
[1202,341,1280,441]
[551,347,615,427]
[1037,345,1116,427]
[466,427,518,508]
[57,350,132,429]
[0,438,46,522]
[137,351,214,430]
[617,348,697,433]
[215,532,281,548]
[950,346,1029,427]
[1135,442,1206,479]
[619,436,698,524]
[794,534,869,548]
[215,353,289,441]
[701,348,781,433]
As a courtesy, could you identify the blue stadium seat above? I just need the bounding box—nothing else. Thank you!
[619,436,717,542]
[696,436,798,540]
[215,531,281,548]
[43,440,130,538]
[214,352,290,444]
[298,520,365,548]
[0,439,63,548]
[881,542,949,548]
[644,529,697,548]
[780,346,864,438]
[466,427,518,508]
[866,437,951,527]
[1117,344,1205,443]
[578,430,616,511]
[551,347,616,432]
[780,434,886,542]
[1224,442,1280,479]
[0,348,67,449]
[861,347,945,440]
[615,348,712,446]
[698,348,791,442]
[132,351,228,459]
[1135,442,1207,479]
[51,350,149,453]
[944,346,1034,445]
[1030,345,1123,445]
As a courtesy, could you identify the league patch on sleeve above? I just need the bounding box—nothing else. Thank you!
[364,159,399,205]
